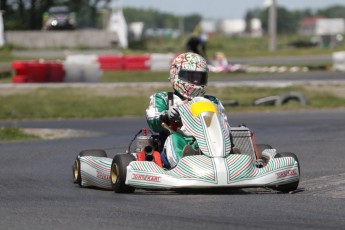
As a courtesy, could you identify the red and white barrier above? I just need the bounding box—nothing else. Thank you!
[11,53,175,83]
[12,60,65,83]
[97,53,173,71]
[150,53,175,71]
[63,54,102,82]
[97,55,123,71]
[123,55,150,71]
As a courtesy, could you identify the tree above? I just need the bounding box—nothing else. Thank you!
[183,14,202,33]
[1,0,111,30]
[1,0,8,12]
[252,4,345,34]
[317,5,345,18]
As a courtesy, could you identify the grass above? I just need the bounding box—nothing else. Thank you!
[1,85,345,120]
[0,126,39,141]
[102,71,169,82]
[0,49,13,62]
[0,88,149,119]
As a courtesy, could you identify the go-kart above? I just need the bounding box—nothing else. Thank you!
[208,52,245,73]
[73,97,300,193]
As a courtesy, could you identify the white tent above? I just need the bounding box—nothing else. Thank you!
[107,1,128,49]
[0,11,5,47]
[316,18,345,36]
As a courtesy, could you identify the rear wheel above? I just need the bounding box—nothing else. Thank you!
[271,152,300,193]
[111,154,136,193]
[73,149,108,186]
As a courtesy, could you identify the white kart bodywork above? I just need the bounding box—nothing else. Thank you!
[76,97,300,191]
[125,135,298,190]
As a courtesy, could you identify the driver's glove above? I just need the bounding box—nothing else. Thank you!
[168,105,180,121]
[160,111,170,124]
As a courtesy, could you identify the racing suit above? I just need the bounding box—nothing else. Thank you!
[146,91,232,168]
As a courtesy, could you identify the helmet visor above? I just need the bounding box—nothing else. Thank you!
[179,70,208,86]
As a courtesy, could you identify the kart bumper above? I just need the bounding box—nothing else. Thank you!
[126,153,299,189]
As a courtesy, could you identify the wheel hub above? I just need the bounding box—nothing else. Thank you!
[73,160,79,182]
[111,163,118,184]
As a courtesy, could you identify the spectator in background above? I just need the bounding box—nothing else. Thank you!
[208,52,245,73]
[186,33,208,59]
[208,52,230,73]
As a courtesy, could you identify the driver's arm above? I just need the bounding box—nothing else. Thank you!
[146,92,169,132]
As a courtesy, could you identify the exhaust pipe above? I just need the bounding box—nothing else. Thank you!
[137,145,163,168]
[144,145,154,161]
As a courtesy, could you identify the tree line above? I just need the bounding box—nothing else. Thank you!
[0,0,111,29]
[1,1,344,34]
[252,4,345,34]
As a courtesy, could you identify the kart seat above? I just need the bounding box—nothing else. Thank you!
[230,127,256,162]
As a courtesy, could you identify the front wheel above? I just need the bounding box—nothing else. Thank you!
[78,149,107,158]
[271,152,300,193]
[111,154,136,193]
[73,149,108,186]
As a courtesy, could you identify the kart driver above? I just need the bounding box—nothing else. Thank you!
[146,52,232,169]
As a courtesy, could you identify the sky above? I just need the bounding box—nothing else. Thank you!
[121,0,345,19]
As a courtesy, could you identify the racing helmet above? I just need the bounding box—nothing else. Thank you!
[169,52,208,99]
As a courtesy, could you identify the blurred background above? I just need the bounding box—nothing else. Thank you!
[1,0,345,82]
[1,0,345,129]
[0,0,344,52]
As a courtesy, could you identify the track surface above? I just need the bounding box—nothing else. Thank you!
[1,109,345,230]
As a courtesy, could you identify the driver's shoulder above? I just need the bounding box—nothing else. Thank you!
[204,95,220,104]
[150,91,169,99]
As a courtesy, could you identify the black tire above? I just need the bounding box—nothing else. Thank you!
[111,154,136,193]
[253,96,280,106]
[271,152,300,193]
[275,91,308,106]
[78,149,107,158]
[72,149,107,186]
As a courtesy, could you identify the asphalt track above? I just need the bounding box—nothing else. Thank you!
[1,109,345,230]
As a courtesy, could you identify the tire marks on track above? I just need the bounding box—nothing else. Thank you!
[299,173,345,199]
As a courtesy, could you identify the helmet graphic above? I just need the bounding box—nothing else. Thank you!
[169,52,208,99]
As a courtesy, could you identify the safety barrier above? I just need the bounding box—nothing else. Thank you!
[11,53,175,83]
[150,53,175,71]
[12,60,65,83]
[11,61,29,83]
[333,51,345,72]
[123,55,150,70]
[63,54,102,82]
[97,55,123,71]
[97,54,167,71]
